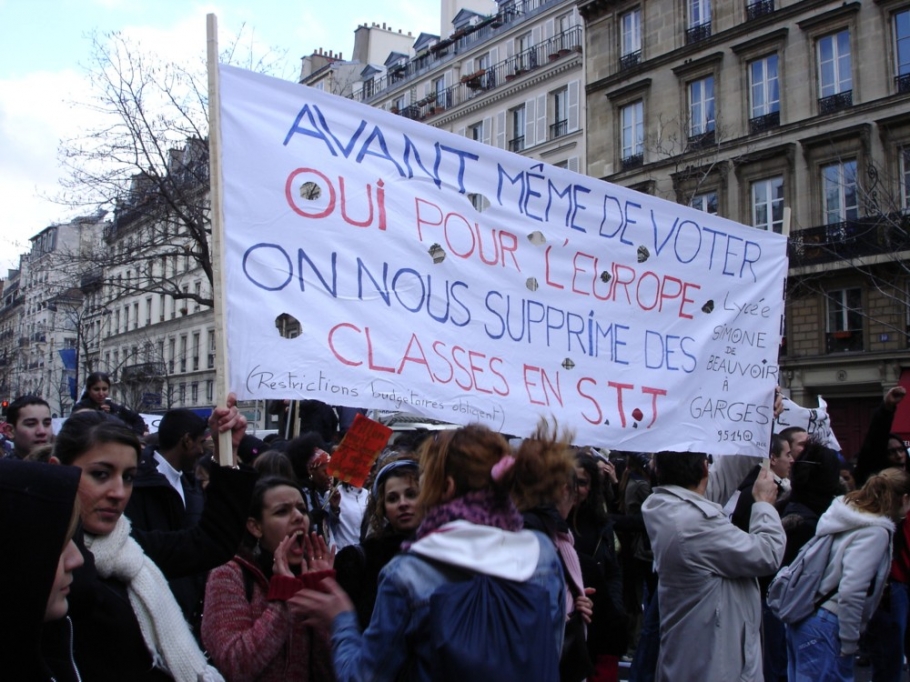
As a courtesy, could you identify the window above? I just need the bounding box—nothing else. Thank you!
[133,302,139,329]
[690,192,718,215]
[207,330,216,368]
[817,30,852,113]
[749,55,780,133]
[509,106,526,152]
[392,96,404,114]
[433,77,447,107]
[551,88,568,139]
[470,122,483,141]
[517,33,534,71]
[895,9,910,92]
[621,100,644,169]
[191,382,198,404]
[687,0,711,43]
[179,335,187,373]
[192,332,200,371]
[194,282,201,311]
[822,160,858,224]
[688,76,715,139]
[159,293,165,321]
[145,298,152,326]
[179,382,186,404]
[168,338,176,373]
[751,177,784,232]
[826,287,863,352]
[747,0,774,21]
[620,9,642,69]
[902,148,910,209]
[206,380,213,403]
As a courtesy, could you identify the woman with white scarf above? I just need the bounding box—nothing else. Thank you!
[52,399,257,682]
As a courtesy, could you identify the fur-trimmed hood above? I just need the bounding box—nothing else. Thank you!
[816,496,894,537]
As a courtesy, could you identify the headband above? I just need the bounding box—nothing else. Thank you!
[371,459,419,498]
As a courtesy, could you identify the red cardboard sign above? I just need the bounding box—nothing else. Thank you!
[327,413,392,487]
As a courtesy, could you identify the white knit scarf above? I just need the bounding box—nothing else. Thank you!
[84,516,224,682]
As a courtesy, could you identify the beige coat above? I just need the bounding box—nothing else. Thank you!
[643,485,785,682]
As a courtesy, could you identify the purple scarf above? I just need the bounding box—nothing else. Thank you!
[410,489,523,546]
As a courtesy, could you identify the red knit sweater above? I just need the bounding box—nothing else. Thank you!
[201,556,336,682]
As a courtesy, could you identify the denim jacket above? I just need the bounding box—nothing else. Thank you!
[330,520,566,682]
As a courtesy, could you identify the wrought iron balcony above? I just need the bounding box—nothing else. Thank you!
[619,50,641,71]
[746,0,774,21]
[686,21,711,45]
[788,213,910,266]
[749,110,780,135]
[621,153,643,171]
[550,120,568,139]
[358,23,583,107]
[120,361,166,382]
[818,90,852,115]
[508,136,525,152]
[686,129,716,150]
[896,73,910,94]
[825,330,863,354]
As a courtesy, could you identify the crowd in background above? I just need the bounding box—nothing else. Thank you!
[2,382,909,682]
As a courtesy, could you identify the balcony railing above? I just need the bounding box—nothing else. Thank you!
[358,24,583,113]
[508,136,525,152]
[686,129,716,150]
[621,153,644,171]
[746,0,774,21]
[789,213,910,266]
[686,21,712,45]
[825,330,863,354]
[818,90,852,115]
[550,120,568,139]
[619,50,641,71]
[896,73,910,94]
[749,110,780,135]
[120,361,166,382]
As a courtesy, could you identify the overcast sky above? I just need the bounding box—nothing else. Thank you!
[0,0,441,273]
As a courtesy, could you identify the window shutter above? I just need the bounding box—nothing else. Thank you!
[568,80,580,132]
[483,116,493,146]
[496,111,506,149]
[525,98,537,146]
[568,157,579,173]
[457,126,466,137]
[537,93,547,144]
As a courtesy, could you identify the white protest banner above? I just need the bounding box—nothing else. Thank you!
[774,396,842,452]
[218,65,788,455]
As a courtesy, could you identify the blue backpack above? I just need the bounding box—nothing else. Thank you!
[766,533,837,624]
[426,569,560,682]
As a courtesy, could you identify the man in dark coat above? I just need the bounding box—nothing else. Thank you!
[125,408,207,628]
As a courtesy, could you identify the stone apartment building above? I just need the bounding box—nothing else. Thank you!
[305,0,587,177]
[579,0,910,453]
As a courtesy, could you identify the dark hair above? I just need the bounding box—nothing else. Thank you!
[7,395,50,426]
[788,441,843,515]
[770,433,787,458]
[366,458,420,536]
[79,372,111,402]
[779,426,807,447]
[570,452,607,526]
[53,411,141,465]
[243,475,305,550]
[653,451,708,489]
[286,432,331,481]
[156,409,207,451]
[252,450,297,482]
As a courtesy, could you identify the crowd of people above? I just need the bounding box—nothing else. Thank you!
[1,385,909,682]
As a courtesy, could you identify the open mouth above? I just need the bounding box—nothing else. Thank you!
[287,530,305,556]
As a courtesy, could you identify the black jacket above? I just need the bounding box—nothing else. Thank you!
[854,400,900,487]
[73,397,147,435]
[0,458,83,681]
[335,531,411,629]
[125,450,206,626]
[68,464,257,681]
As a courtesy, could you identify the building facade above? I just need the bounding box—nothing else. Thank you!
[580,0,910,453]
[324,0,587,174]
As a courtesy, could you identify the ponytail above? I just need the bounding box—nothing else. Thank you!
[510,420,575,513]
